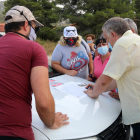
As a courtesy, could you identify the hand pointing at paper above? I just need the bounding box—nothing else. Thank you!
[85,84,94,89]
[84,84,94,98]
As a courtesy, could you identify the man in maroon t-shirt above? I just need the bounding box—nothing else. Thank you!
[0,6,69,140]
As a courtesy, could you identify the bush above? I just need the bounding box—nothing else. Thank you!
[37,27,59,41]
[36,38,58,55]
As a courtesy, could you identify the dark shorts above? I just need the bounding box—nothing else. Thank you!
[0,136,27,140]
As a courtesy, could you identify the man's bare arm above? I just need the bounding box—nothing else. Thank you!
[105,79,117,92]
[31,66,69,129]
[31,66,55,127]
[84,74,113,98]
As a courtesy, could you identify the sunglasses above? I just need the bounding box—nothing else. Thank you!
[29,21,40,33]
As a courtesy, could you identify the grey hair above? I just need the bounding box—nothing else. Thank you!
[124,18,138,34]
[100,33,104,38]
[102,17,130,37]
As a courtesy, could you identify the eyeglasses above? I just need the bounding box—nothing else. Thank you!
[29,21,40,33]
[30,21,38,27]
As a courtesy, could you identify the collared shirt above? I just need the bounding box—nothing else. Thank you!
[103,30,140,125]
[94,55,110,79]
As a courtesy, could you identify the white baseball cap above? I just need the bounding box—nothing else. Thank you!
[5,6,44,27]
[63,26,78,37]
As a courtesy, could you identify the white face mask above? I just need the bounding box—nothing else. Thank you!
[29,27,37,41]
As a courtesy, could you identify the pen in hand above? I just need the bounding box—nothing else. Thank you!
[85,84,94,90]
[86,86,93,89]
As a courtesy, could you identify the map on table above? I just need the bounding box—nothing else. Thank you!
[49,79,63,87]
[54,82,87,99]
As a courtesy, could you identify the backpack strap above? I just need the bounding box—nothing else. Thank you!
[81,41,87,53]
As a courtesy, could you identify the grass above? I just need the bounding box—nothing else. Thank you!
[36,38,58,55]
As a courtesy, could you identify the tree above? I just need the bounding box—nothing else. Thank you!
[0,1,5,23]
[134,0,140,34]
[3,0,59,41]
[55,0,135,38]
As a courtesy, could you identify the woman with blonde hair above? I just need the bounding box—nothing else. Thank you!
[51,26,93,79]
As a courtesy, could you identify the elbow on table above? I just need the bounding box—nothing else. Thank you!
[92,94,99,99]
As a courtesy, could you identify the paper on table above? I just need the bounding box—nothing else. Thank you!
[55,94,88,120]
[49,79,62,87]
[55,104,81,121]
[54,82,87,99]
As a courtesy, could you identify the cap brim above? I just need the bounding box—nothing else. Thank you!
[34,19,44,27]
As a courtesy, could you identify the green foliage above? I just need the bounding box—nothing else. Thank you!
[36,38,58,55]
[0,1,4,23]
[0,14,4,23]
[3,0,59,41]
[134,0,140,35]
[37,27,59,41]
[55,0,135,38]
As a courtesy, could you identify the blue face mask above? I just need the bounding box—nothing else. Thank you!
[87,41,93,43]
[97,46,108,55]
[108,43,113,50]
